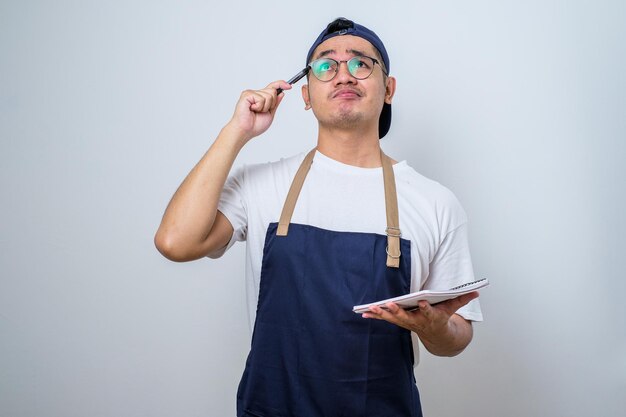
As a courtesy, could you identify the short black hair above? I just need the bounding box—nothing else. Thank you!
[325,17,355,34]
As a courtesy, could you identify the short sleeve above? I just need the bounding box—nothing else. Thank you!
[207,166,248,258]
[424,222,483,322]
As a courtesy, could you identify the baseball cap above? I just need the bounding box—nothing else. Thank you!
[306,18,392,139]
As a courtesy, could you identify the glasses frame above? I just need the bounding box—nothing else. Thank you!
[307,55,388,82]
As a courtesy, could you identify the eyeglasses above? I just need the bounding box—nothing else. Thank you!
[308,55,387,82]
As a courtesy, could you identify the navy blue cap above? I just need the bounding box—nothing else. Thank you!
[306,18,392,139]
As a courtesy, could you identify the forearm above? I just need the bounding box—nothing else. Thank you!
[155,124,245,260]
[416,314,473,357]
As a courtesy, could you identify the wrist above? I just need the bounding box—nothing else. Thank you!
[219,122,250,150]
[415,318,454,345]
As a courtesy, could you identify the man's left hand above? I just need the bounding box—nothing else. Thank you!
[362,291,479,356]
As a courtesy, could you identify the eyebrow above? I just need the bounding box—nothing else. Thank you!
[313,48,369,60]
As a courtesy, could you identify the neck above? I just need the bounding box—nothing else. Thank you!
[316,124,382,168]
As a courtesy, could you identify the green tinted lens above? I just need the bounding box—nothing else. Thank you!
[348,56,374,79]
[311,58,336,81]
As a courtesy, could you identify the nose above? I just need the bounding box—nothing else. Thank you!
[333,61,356,85]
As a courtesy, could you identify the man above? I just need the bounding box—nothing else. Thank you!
[156,17,482,417]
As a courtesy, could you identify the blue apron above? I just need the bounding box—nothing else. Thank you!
[237,149,422,417]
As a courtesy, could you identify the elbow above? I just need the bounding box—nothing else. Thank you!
[154,217,231,262]
[423,343,467,358]
[432,345,468,358]
[154,229,197,262]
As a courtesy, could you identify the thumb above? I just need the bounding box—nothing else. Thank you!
[445,291,480,314]
[270,91,287,115]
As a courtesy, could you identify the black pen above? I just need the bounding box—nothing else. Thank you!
[276,67,309,95]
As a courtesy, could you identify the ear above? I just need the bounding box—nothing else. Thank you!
[302,84,311,110]
[384,76,397,105]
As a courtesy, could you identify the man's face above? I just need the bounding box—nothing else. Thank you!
[302,35,395,134]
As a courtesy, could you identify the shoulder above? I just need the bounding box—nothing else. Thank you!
[229,152,307,197]
[228,152,306,183]
[239,152,306,179]
[395,162,468,229]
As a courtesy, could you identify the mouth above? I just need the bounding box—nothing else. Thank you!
[331,88,362,99]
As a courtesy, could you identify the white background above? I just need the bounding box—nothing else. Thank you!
[1,1,625,416]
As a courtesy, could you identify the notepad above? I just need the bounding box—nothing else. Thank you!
[352,278,489,314]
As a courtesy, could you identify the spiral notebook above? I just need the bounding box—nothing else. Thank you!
[352,278,489,314]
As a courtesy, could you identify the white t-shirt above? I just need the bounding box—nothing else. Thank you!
[214,150,483,362]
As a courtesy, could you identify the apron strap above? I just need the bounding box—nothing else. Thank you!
[276,148,402,269]
[381,150,401,268]
[277,148,317,236]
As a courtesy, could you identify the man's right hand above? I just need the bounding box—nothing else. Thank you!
[226,80,293,144]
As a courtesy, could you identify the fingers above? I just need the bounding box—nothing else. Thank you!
[365,301,451,335]
[227,80,293,141]
[417,300,434,319]
[363,302,415,329]
[243,89,274,113]
[243,81,292,113]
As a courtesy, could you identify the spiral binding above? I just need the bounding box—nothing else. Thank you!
[448,278,488,291]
